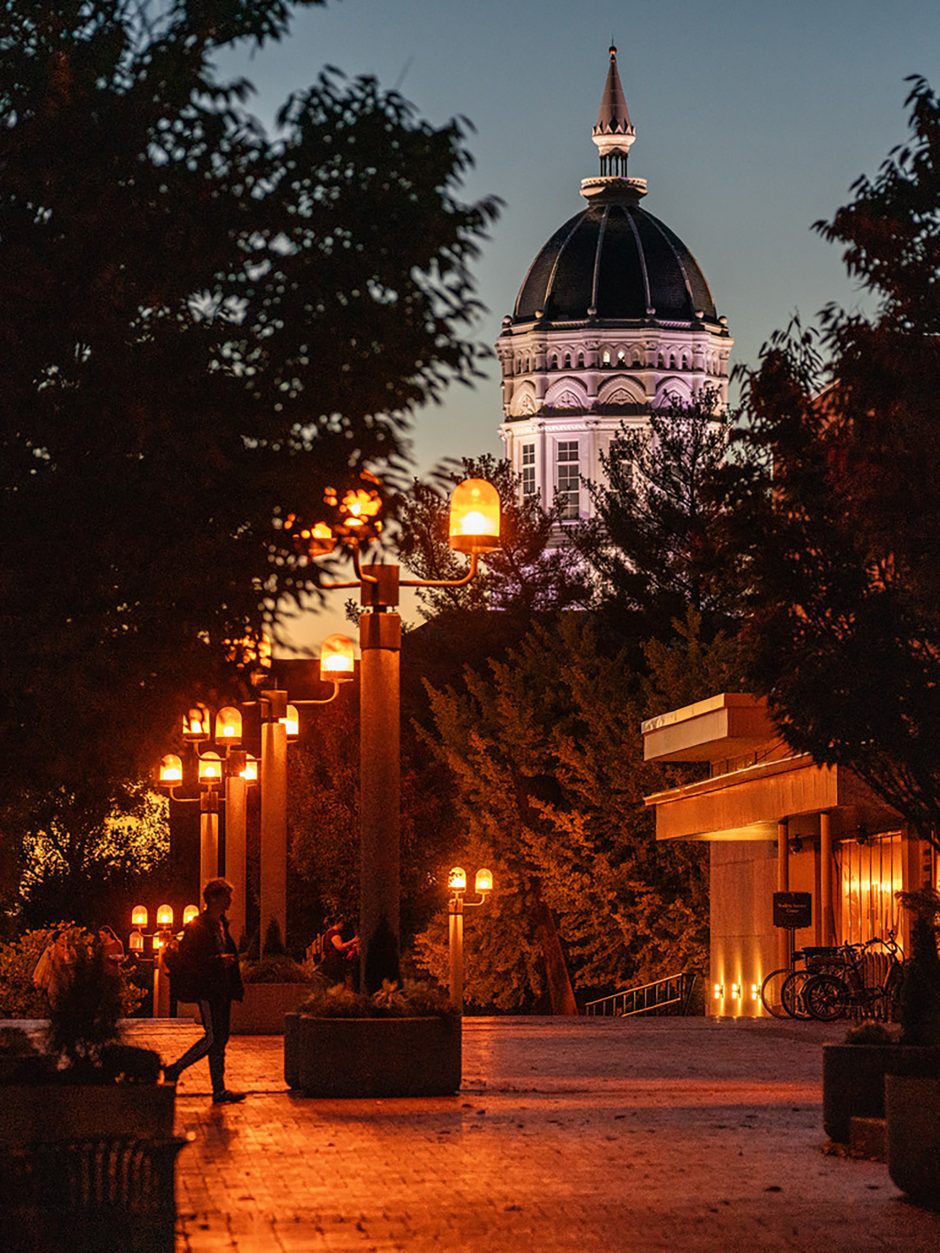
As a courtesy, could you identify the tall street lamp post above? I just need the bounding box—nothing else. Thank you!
[259,633,355,949]
[447,866,494,1014]
[305,478,501,992]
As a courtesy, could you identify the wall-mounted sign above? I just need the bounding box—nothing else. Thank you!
[773,891,812,930]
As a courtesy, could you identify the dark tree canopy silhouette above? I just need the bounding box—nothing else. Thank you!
[0,2,497,838]
[721,77,940,850]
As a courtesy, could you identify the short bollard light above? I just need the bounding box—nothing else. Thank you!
[448,864,495,1014]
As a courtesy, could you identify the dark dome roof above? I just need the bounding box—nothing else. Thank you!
[514,201,717,325]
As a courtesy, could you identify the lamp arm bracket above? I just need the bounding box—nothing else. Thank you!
[293,684,340,707]
[401,552,479,589]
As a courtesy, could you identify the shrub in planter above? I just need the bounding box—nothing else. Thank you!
[885,888,940,1207]
[0,935,171,1144]
[230,959,325,1034]
[822,1022,898,1143]
[285,980,461,1097]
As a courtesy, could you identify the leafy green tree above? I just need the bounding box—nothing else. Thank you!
[0,1,497,848]
[721,77,940,849]
[576,388,743,641]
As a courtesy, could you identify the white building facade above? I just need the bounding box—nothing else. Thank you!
[498,47,733,522]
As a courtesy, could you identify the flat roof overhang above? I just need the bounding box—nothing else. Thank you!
[645,753,898,843]
[641,693,778,763]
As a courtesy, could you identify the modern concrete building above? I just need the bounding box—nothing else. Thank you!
[641,693,936,1017]
[498,45,733,526]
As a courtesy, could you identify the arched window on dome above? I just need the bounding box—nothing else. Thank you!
[516,357,522,373]
[601,349,611,366]
[551,354,559,369]
[577,353,585,368]
[617,350,626,365]
[669,354,677,369]
[564,353,571,369]
[657,354,665,369]
[632,351,643,367]
[682,354,689,370]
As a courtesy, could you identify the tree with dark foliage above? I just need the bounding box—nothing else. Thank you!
[575,387,743,643]
[721,77,940,850]
[0,3,497,850]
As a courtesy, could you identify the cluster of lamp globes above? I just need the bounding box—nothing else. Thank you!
[287,475,501,558]
[128,903,198,956]
[156,477,502,790]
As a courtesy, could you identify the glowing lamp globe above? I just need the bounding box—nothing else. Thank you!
[449,479,500,554]
[129,929,144,953]
[280,704,300,738]
[156,904,174,928]
[131,905,148,928]
[183,704,210,742]
[215,707,243,744]
[320,633,356,684]
[158,754,183,786]
[474,868,494,894]
[240,756,259,783]
[448,866,467,893]
[183,904,200,925]
[198,751,222,785]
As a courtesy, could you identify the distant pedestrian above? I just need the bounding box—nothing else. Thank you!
[162,878,246,1104]
[320,917,360,988]
[97,925,125,977]
[32,927,76,1008]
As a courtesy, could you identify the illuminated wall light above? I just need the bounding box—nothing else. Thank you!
[751,983,760,1002]
[731,983,741,1000]
[713,982,724,1000]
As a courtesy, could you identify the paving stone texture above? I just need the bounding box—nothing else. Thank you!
[113,1016,940,1251]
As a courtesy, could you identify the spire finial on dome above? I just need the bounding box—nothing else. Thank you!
[593,41,635,176]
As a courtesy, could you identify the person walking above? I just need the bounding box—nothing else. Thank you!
[163,877,246,1104]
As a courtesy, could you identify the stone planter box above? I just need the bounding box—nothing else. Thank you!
[284,1013,461,1097]
[0,1083,175,1144]
[230,982,313,1035]
[822,1043,940,1143]
[887,1071,940,1208]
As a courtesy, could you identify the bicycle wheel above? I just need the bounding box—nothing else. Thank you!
[781,970,812,1020]
[804,973,849,1021]
[760,968,795,1018]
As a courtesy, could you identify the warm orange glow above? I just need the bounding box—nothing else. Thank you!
[183,704,210,741]
[449,479,501,553]
[731,983,741,1000]
[339,487,383,529]
[713,983,724,1000]
[183,904,199,925]
[129,929,144,953]
[280,704,300,738]
[225,633,272,673]
[198,751,222,784]
[750,983,760,1002]
[303,521,337,556]
[240,756,259,782]
[320,633,356,683]
[156,904,174,927]
[152,933,164,951]
[448,866,467,892]
[215,706,242,744]
[158,754,183,785]
[474,867,494,894]
[131,905,148,928]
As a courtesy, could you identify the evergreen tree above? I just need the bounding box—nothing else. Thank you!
[576,388,743,641]
[412,614,734,1008]
[721,77,940,849]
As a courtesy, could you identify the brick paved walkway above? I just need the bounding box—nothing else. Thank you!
[117,1016,940,1251]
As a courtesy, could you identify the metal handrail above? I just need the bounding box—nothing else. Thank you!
[584,971,699,1017]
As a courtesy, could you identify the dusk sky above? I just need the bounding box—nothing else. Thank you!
[222,0,940,648]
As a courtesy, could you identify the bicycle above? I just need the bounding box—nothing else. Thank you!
[803,934,905,1022]
[761,945,848,1020]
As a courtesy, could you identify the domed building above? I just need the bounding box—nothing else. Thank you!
[498,47,733,521]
